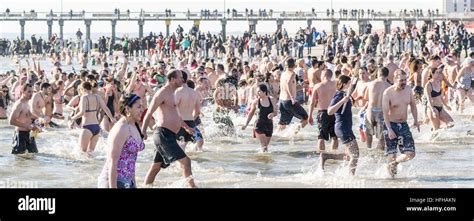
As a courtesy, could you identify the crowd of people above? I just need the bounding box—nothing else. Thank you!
[1,18,473,188]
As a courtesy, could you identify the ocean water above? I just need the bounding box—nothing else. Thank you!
[0,55,472,188]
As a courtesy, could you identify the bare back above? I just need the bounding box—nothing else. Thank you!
[279,70,296,101]
[307,67,321,88]
[367,79,391,109]
[315,80,336,110]
[175,86,200,121]
[387,62,398,83]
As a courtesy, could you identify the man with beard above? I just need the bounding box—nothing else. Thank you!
[382,70,419,177]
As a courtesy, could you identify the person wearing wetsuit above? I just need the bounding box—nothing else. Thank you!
[242,84,278,152]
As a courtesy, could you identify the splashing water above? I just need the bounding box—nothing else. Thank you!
[0,58,473,188]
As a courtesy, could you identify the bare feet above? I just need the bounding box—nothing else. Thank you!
[319,152,327,170]
[301,119,308,128]
[294,124,301,135]
[186,176,197,188]
[387,161,398,178]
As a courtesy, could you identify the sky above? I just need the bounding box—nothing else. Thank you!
[0,0,444,39]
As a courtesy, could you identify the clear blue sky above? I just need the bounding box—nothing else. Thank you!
[0,0,443,38]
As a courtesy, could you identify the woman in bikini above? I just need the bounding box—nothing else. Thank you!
[70,81,115,153]
[425,65,454,131]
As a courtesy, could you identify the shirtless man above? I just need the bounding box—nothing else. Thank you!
[175,71,203,151]
[195,76,212,107]
[30,82,52,127]
[409,59,424,103]
[142,70,196,188]
[216,64,226,80]
[352,67,369,142]
[445,56,458,103]
[308,69,338,151]
[237,79,248,114]
[205,63,219,90]
[52,80,65,119]
[385,55,398,84]
[278,58,309,130]
[307,60,323,97]
[364,67,391,150]
[340,56,352,76]
[382,70,419,178]
[9,84,39,154]
[294,59,307,103]
[12,75,28,102]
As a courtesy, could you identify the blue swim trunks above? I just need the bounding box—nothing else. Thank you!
[384,122,416,155]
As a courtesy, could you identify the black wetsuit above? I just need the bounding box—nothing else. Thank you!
[106,93,115,121]
[255,97,274,137]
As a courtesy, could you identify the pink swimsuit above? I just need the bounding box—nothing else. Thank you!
[116,136,145,183]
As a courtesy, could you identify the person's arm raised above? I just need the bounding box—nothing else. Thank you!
[125,72,138,94]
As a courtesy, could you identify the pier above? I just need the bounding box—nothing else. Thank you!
[2,10,473,40]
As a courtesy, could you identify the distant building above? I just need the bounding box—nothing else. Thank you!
[443,0,474,13]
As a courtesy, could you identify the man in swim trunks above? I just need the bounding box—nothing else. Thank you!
[278,58,308,130]
[175,71,203,151]
[364,67,391,150]
[142,69,196,188]
[9,84,40,154]
[308,69,338,152]
[382,70,420,178]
